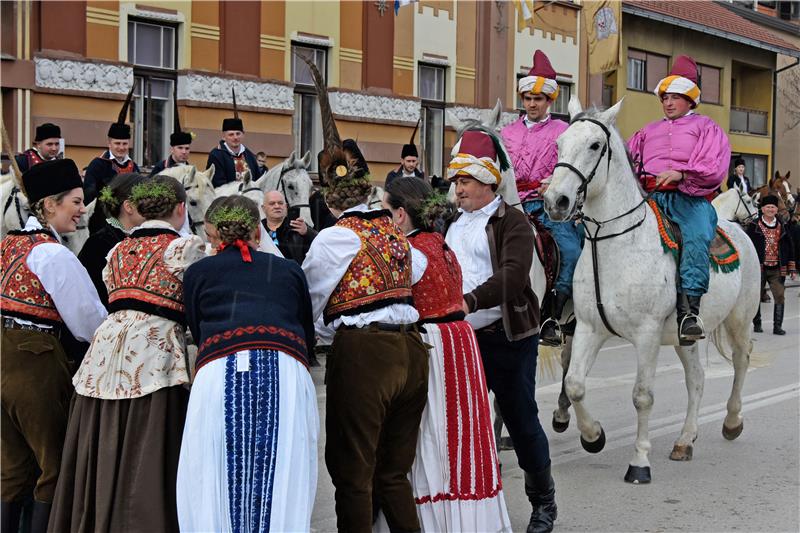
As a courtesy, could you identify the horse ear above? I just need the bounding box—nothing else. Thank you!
[599,97,624,125]
[446,109,464,133]
[733,182,741,192]
[785,171,790,179]
[567,95,583,119]
[300,150,312,169]
[484,99,503,130]
[286,151,296,168]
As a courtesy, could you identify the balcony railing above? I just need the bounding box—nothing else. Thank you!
[730,107,768,135]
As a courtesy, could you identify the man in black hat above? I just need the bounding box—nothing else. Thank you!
[727,157,752,194]
[14,123,63,173]
[385,122,425,188]
[83,87,140,209]
[206,89,260,187]
[150,97,193,176]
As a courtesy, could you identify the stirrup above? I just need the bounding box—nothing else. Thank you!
[539,318,563,347]
[678,313,706,341]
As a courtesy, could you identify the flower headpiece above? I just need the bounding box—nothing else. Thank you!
[130,181,177,205]
[208,205,258,229]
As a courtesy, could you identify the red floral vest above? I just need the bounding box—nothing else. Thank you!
[22,148,45,169]
[408,231,464,321]
[323,212,414,324]
[106,230,186,324]
[1,231,63,325]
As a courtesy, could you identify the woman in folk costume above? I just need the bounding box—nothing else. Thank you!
[77,173,147,308]
[382,177,512,532]
[177,195,318,532]
[1,159,107,533]
[627,55,731,345]
[49,175,206,533]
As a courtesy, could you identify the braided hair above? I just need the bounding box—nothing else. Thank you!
[130,175,186,220]
[98,172,146,218]
[384,177,453,232]
[207,195,260,245]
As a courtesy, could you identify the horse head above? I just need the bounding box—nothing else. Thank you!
[712,184,757,224]
[257,151,314,227]
[161,164,215,240]
[770,170,795,212]
[544,96,630,222]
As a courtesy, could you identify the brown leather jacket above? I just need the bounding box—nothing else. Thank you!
[448,200,540,341]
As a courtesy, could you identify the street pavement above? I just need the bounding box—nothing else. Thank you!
[309,286,799,532]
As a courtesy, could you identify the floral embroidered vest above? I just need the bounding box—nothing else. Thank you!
[22,148,46,169]
[323,211,414,324]
[1,231,63,325]
[408,231,464,321]
[107,228,186,325]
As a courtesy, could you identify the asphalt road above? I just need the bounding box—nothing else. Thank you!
[310,285,799,532]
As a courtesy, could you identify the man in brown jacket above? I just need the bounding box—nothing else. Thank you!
[445,130,556,533]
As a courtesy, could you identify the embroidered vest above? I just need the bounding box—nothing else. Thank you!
[323,212,414,324]
[408,231,464,321]
[106,229,186,324]
[22,148,45,169]
[1,231,63,325]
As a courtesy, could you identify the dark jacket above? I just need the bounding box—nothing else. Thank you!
[310,189,337,231]
[261,217,318,265]
[206,142,260,187]
[183,245,315,370]
[746,217,796,276]
[77,223,126,309]
[149,156,185,176]
[84,153,140,234]
[447,200,539,341]
[726,174,752,193]
[385,167,425,189]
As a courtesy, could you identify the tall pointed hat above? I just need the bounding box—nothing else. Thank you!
[401,118,420,159]
[517,49,560,100]
[654,55,700,107]
[170,86,192,146]
[108,85,134,139]
[222,88,244,132]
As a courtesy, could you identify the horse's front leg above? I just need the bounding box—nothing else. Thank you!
[552,336,573,432]
[625,335,661,484]
[670,343,704,461]
[564,325,608,452]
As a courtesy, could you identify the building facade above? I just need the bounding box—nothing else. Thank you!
[1,0,580,183]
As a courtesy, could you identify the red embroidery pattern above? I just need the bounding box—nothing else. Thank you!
[1,233,62,323]
[408,232,463,320]
[195,325,309,372]
[759,219,781,267]
[415,321,502,504]
[22,149,45,169]
[107,233,184,313]
[198,325,307,353]
[324,215,413,322]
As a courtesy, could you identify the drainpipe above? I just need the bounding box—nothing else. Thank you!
[771,56,800,177]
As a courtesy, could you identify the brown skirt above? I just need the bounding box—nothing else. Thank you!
[48,386,189,533]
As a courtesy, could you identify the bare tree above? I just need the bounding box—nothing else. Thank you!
[778,68,800,131]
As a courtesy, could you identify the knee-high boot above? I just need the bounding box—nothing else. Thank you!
[525,465,557,533]
[753,305,763,332]
[773,304,786,335]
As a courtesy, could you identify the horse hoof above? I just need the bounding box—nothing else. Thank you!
[722,421,744,440]
[580,427,605,454]
[552,415,569,433]
[624,465,652,484]
[669,443,693,461]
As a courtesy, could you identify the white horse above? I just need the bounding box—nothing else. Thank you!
[254,151,314,227]
[543,97,760,483]
[712,185,757,224]
[1,169,94,255]
[156,164,216,241]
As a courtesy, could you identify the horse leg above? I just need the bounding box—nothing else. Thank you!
[625,335,661,484]
[722,321,751,440]
[669,343,704,461]
[564,326,607,452]
[552,336,573,432]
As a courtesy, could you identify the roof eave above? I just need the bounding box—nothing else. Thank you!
[622,4,800,59]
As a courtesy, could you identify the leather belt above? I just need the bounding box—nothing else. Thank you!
[2,317,62,339]
[340,322,417,333]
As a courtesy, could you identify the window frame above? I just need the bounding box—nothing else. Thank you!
[626,49,669,93]
[418,62,447,178]
[291,43,329,176]
[697,63,722,105]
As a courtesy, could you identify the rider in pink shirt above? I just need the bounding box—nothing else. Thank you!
[502,50,577,347]
[627,55,731,345]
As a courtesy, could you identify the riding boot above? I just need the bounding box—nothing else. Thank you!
[540,291,569,346]
[773,304,786,335]
[753,306,763,333]
[29,501,50,533]
[1,501,22,533]
[524,466,557,533]
[677,293,704,346]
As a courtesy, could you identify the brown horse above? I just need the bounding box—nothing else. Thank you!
[752,171,795,217]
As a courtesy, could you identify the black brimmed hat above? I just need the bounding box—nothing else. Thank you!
[22,159,83,204]
[34,123,61,142]
[401,119,420,159]
[170,87,192,146]
[108,85,134,139]
[222,88,244,132]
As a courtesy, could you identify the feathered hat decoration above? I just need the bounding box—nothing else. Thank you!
[170,85,193,146]
[401,118,420,159]
[222,87,245,132]
[108,85,134,139]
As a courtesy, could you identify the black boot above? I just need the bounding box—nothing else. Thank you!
[29,501,50,533]
[1,501,23,533]
[540,291,569,347]
[525,466,557,533]
[773,304,786,335]
[677,293,704,346]
[753,306,763,333]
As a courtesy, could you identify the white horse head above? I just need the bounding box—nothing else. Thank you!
[256,151,314,226]
[162,164,216,241]
[712,184,757,224]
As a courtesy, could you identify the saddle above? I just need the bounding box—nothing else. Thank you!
[648,199,740,273]
[528,214,560,294]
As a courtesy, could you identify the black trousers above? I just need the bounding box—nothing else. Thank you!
[475,327,551,474]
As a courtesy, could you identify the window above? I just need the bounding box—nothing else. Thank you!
[128,19,177,167]
[697,64,721,104]
[292,44,327,174]
[626,49,669,92]
[551,82,572,119]
[419,63,446,178]
[731,154,768,188]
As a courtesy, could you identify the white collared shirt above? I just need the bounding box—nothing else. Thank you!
[445,195,503,330]
[223,143,246,157]
[302,203,423,331]
[11,217,107,341]
[523,114,551,129]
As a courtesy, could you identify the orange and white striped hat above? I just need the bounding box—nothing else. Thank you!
[517,50,560,101]
[447,131,503,186]
[654,55,701,107]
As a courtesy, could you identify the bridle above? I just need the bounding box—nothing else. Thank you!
[272,164,310,211]
[3,187,26,228]
[732,187,757,224]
